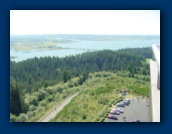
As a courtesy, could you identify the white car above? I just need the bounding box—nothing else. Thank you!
[112,108,123,113]
[111,109,117,112]
[123,99,130,102]
[116,108,123,113]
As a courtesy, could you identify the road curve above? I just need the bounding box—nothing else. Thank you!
[40,91,80,122]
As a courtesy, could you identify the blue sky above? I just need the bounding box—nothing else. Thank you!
[10,10,160,35]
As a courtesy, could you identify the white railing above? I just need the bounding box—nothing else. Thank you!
[147,44,160,122]
[152,44,160,89]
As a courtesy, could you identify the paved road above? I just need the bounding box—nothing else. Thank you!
[104,98,149,122]
[41,91,80,122]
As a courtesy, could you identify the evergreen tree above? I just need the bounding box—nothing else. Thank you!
[10,83,23,116]
[63,71,71,83]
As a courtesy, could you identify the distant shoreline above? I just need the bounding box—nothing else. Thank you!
[10,56,17,59]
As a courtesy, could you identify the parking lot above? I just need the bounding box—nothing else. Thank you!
[104,98,149,122]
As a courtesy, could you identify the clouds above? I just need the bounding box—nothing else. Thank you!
[10,10,160,35]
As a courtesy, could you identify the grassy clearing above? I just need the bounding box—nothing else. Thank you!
[50,71,149,122]
[11,42,58,51]
[10,56,17,59]
[146,58,150,64]
[11,39,76,52]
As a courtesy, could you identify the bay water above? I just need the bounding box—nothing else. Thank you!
[10,38,160,62]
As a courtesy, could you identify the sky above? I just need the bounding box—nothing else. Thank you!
[10,10,160,35]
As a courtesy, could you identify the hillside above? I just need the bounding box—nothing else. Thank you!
[10,48,151,122]
[50,71,149,122]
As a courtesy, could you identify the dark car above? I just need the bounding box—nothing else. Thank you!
[107,115,118,120]
[116,102,125,107]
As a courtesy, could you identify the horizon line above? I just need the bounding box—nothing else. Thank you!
[10,33,160,36]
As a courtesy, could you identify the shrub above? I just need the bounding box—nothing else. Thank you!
[54,93,60,100]
[98,98,109,105]
[36,106,45,113]
[46,88,55,95]
[73,81,79,86]
[68,82,74,88]
[62,94,68,99]
[102,72,111,77]
[71,110,77,115]
[29,95,38,106]
[100,117,105,122]
[38,90,47,101]
[10,114,17,122]
[83,103,88,109]
[16,113,28,122]
[82,114,87,120]
[47,95,54,102]
[88,74,93,78]
[56,87,63,93]
[39,100,47,107]
[26,111,34,119]
[95,73,102,77]
[29,105,36,111]
[114,97,123,105]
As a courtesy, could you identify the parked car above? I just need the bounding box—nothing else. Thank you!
[107,115,118,120]
[116,108,123,113]
[123,100,130,105]
[123,99,130,103]
[110,111,120,115]
[111,108,123,113]
[132,119,141,122]
[116,102,125,107]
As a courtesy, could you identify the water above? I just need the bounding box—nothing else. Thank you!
[10,49,88,62]
[57,39,160,50]
[10,38,160,62]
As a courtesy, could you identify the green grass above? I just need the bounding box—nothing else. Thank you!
[50,71,149,122]
[146,58,150,64]
[11,39,76,52]
[11,42,58,51]
[11,71,149,122]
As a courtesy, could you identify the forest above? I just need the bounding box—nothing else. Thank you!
[10,47,152,122]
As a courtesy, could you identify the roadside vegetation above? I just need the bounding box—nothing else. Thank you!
[10,78,81,122]
[50,71,149,122]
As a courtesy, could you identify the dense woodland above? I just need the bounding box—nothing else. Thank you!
[10,47,152,121]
